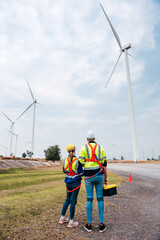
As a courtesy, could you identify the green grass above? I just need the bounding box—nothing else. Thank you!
[0,167,124,239]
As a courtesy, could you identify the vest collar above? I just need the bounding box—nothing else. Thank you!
[88,141,97,144]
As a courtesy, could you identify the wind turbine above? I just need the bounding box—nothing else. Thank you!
[2,112,15,156]
[17,79,37,155]
[100,3,139,162]
[9,131,19,157]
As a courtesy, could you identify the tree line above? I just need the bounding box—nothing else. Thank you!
[22,145,61,161]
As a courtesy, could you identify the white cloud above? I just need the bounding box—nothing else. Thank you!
[0,0,160,159]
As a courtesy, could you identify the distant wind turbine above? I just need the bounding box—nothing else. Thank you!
[17,79,37,155]
[100,3,139,162]
[2,112,15,156]
[9,131,19,156]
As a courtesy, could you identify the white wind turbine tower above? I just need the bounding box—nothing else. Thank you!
[17,80,37,155]
[2,112,15,156]
[100,3,139,162]
[9,132,19,157]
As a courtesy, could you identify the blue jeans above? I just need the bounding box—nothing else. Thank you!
[85,174,104,224]
[61,180,81,220]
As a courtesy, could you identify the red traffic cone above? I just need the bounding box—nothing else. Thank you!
[128,173,133,182]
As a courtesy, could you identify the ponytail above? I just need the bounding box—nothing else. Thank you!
[68,151,73,163]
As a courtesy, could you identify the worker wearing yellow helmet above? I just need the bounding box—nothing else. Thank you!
[59,144,83,228]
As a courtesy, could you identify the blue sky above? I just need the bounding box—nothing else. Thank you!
[0,0,160,160]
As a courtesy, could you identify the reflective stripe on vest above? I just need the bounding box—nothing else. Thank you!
[64,157,78,176]
[85,143,103,169]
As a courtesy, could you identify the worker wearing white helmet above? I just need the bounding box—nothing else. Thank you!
[79,130,108,233]
[59,144,83,228]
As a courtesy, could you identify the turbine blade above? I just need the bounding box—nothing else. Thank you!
[26,79,34,101]
[8,130,16,136]
[7,123,13,137]
[100,3,122,49]
[2,111,13,123]
[105,51,122,88]
[0,144,7,149]
[128,53,135,60]
[16,102,34,120]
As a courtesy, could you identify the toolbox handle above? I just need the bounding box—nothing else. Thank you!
[105,181,109,185]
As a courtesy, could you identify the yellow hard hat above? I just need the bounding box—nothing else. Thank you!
[66,144,76,152]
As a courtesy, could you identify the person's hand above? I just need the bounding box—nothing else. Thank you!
[104,176,108,184]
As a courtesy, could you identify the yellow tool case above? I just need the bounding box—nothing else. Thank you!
[103,183,117,196]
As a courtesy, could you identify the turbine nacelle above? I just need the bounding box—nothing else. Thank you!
[122,43,132,51]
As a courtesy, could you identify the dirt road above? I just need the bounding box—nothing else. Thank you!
[108,162,160,179]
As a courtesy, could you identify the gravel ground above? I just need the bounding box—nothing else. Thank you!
[103,175,160,240]
[66,173,160,240]
[76,174,160,240]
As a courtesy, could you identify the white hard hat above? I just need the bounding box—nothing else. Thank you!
[86,130,95,139]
